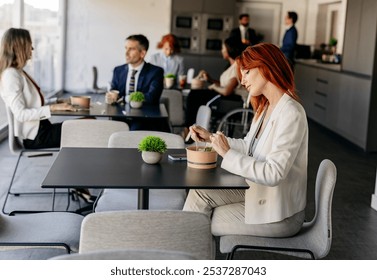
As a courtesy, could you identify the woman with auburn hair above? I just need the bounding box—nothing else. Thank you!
[0,28,73,149]
[184,43,308,238]
[149,33,185,78]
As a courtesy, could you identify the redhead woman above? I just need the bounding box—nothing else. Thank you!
[0,28,73,149]
[149,33,185,77]
[184,43,308,238]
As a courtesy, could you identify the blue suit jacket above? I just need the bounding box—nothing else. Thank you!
[111,62,164,105]
[281,26,298,62]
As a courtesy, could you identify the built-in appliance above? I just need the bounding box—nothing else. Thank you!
[172,13,233,55]
[173,14,201,53]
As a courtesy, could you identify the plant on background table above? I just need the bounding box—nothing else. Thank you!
[129,91,145,108]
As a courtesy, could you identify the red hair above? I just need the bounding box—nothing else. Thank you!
[157,34,181,53]
[236,43,299,118]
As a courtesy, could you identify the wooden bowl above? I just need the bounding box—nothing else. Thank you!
[190,78,204,89]
[186,145,218,169]
[70,96,91,108]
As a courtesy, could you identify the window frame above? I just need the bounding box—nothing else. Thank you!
[0,0,66,141]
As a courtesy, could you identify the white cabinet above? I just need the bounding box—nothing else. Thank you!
[295,64,340,129]
[342,0,377,76]
[336,74,371,148]
[295,63,372,150]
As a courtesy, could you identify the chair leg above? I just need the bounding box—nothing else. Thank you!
[2,150,73,214]
[226,245,316,260]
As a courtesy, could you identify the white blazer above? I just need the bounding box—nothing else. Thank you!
[0,68,51,140]
[221,94,308,224]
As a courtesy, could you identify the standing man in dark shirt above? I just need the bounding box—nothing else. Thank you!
[281,11,298,65]
[229,14,258,47]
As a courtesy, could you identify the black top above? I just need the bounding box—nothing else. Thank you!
[42,148,249,190]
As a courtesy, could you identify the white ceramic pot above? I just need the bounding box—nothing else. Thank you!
[164,77,174,89]
[142,151,163,164]
[130,101,143,108]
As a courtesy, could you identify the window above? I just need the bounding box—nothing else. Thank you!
[0,0,65,141]
[0,0,15,137]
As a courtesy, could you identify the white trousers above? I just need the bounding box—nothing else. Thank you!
[183,189,305,237]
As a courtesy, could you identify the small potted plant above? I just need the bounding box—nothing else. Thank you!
[164,73,176,89]
[129,91,145,108]
[138,136,167,164]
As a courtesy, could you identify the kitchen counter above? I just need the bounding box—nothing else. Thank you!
[295,59,341,72]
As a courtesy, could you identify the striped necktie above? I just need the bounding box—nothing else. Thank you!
[128,69,138,94]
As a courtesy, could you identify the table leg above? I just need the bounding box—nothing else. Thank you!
[138,188,149,210]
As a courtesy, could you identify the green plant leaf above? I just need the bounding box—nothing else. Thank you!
[129,91,145,102]
[138,136,167,153]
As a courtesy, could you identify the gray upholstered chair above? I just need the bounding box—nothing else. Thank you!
[60,119,129,148]
[0,212,83,259]
[50,249,197,260]
[160,89,185,133]
[94,131,187,212]
[60,119,130,210]
[212,159,337,260]
[78,210,214,259]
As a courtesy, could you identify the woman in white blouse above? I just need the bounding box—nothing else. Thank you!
[0,28,73,149]
[184,43,308,238]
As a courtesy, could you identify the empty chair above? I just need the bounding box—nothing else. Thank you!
[60,119,129,211]
[2,106,59,214]
[60,119,129,148]
[94,130,186,212]
[0,212,83,259]
[50,249,197,260]
[161,89,185,132]
[213,159,337,259]
[78,211,214,259]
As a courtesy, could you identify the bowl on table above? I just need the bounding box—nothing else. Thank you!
[186,145,218,169]
[70,96,91,109]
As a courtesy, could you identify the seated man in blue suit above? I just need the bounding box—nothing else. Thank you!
[111,34,168,131]
[111,34,163,104]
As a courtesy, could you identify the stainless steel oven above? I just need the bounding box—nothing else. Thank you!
[172,14,201,53]
[172,13,233,55]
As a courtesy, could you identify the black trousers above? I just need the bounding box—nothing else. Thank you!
[23,119,62,149]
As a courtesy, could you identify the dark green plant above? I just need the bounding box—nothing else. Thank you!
[329,38,337,47]
[164,73,176,79]
[138,136,167,153]
[129,91,145,102]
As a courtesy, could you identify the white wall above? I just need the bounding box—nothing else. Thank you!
[65,0,171,92]
[306,0,347,51]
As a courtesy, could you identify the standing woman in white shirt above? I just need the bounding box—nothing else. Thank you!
[184,43,308,238]
[0,28,73,149]
[149,33,185,78]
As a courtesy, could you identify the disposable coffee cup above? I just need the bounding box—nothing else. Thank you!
[105,90,119,104]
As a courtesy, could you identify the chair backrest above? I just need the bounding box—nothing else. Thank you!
[61,119,129,148]
[79,210,214,259]
[5,106,23,154]
[304,159,337,259]
[196,105,211,131]
[161,89,185,126]
[108,130,184,149]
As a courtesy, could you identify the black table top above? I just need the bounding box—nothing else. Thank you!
[52,93,168,119]
[41,147,249,190]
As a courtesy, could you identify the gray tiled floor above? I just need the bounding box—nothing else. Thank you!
[1,119,377,259]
